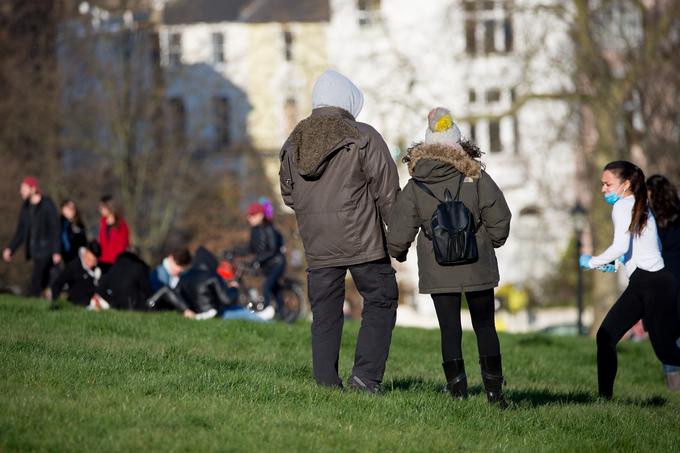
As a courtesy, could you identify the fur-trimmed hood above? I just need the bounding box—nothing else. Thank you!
[405,142,482,182]
[286,107,361,178]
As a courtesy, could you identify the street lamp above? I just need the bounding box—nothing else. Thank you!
[571,202,588,335]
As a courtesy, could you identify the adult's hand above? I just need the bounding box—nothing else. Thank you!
[579,255,593,269]
[597,264,617,273]
[183,309,196,319]
[3,248,12,262]
[52,253,62,265]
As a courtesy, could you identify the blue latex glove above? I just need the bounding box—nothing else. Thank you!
[597,264,617,273]
[579,255,593,269]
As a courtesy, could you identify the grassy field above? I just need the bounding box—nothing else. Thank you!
[1,296,678,452]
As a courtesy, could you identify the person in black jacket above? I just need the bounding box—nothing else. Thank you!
[96,250,152,311]
[3,177,62,297]
[175,246,238,319]
[51,241,101,306]
[60,200,87,264]
[234,202,286,318]
[647,174,680,391]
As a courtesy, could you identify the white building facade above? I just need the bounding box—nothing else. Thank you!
[326,0,578,314]
[158,0,579,316]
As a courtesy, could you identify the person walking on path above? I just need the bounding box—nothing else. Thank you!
[60,199,87,264]
[580,161,680,398]
[387,108,512,407]
[97,195,130,273]
[279,69,400,393]
[3,177,62,297]
[646,174,680,391]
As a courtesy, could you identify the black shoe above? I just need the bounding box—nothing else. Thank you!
[347,375,381,395]
[442,359,468,400]
[480,355,509,409]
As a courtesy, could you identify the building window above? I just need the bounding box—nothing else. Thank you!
[212,32,225,63]
[464,0,513,56]
[168,32,182,65]
[468,89,477,103]
[469,122,477,142]
[283,29,293,61]
[489,119,501,152]
[486,89,501,103]
[284,98,298,135]
[214,97,230,148]
[168,97,186,146]
[357,0,381,27]
[511,114,519,154]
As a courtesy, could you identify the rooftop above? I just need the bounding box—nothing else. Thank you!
[162,0,330,25]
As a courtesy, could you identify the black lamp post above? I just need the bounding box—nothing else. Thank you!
[571,202,587,335]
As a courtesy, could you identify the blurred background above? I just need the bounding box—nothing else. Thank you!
[1,0,679,333]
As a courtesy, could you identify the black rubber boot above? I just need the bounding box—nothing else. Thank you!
[442,359,468,400]
[480,355,509,409]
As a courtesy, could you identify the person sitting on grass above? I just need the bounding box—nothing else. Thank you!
[147,247,196,319]
[94,248,152,311]
[175,246,270,322]
[50,241,102,307]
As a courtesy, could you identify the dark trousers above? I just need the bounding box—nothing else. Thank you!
[308,257,398,387]
[29,256,53,297]
[263,257,286,313]
[597,268,680,397]
[432,289,501,362]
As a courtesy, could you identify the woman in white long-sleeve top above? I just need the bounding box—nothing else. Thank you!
[579,161,680,398]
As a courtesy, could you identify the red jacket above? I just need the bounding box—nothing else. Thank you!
[98,217,130,264]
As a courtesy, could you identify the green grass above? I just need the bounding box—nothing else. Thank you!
[0,296,678,452]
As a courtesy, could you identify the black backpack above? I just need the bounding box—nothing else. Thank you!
[414,176,480,266]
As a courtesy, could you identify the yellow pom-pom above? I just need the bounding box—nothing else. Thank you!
[434,115,453,132]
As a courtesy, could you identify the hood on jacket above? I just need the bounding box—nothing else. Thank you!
[405,142,482,183]
[287,108,361,179]
[312,70,364,118]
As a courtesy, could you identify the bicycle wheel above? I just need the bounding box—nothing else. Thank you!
[278,282,307,323]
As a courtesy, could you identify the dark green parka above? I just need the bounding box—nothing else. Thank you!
[387,143,511,294]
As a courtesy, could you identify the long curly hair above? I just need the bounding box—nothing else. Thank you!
[646,174,680,230]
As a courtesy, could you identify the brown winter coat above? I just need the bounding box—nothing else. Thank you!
[387,143,511,293]
[279,107,400,269]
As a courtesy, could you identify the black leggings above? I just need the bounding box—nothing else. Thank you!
[597,268,680,397]
[432,289,500,362]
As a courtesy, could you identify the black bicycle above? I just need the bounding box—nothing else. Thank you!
[219,254,307,323]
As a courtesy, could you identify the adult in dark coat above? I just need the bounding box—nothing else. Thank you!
[387,108,511,407]
[279,70,400,392]
[51,241,101,306]
[59,200,87,264]
[96,251,151,311]
[647,174,680,391]
[3,177,62,297]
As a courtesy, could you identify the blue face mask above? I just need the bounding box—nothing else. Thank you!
[604,186,625,205]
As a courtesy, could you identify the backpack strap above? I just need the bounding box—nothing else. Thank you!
[413,180,443,203]
[454,174,464,201]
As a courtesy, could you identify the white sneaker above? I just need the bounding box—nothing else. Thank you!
[195,308,218,320]
[256,305,275,321]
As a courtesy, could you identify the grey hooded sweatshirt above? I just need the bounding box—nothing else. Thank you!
[279,71,399,269]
